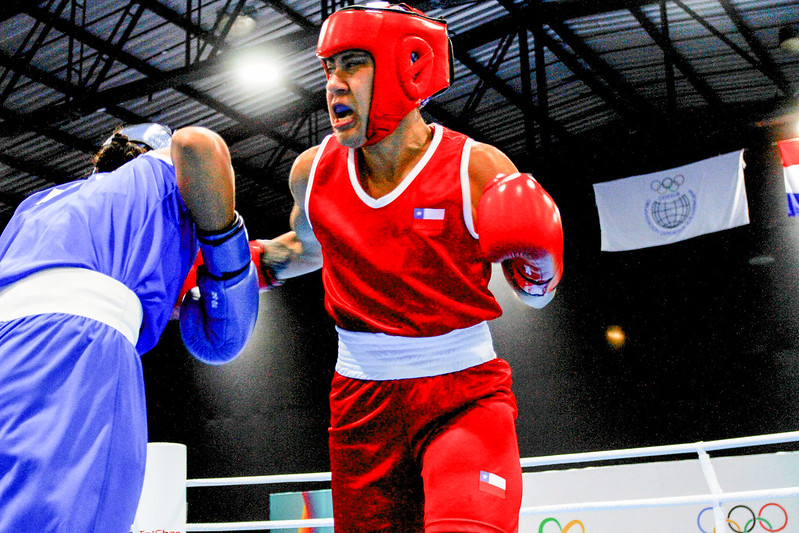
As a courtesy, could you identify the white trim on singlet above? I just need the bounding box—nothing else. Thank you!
[346,123,445,208]
[460,137,479,239]
[0,267,143,346]
[334,321,497,380]
[304,134,334,231]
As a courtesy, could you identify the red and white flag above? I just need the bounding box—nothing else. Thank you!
[412,207,446,233]
[778,138,799,217]
[479,470,506,499]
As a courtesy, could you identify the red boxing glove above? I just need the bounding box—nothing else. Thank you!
[173,252,201,318]
[246,240,282,290]
[477,173,563,307]
[173,241,281,316]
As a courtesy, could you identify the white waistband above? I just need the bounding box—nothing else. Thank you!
[0,267,143,346]
[335,321,496,381]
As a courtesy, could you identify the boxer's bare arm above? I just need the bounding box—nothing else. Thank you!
[254,147,323,280]
[170,127,236,232]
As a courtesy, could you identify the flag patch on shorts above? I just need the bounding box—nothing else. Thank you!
[479,470,506,499]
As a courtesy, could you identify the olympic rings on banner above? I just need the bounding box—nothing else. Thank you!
[650,174,685,194]
[539,517,586,533]
[696,503,787,533]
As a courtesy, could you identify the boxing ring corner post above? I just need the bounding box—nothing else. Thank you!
[132,442,187,533]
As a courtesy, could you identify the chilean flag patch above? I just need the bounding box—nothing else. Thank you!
[412,207,446,233]
[413,207,445,220]
[478,470,506,499]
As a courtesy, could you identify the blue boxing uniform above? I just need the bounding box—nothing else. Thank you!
[0,151,197,532]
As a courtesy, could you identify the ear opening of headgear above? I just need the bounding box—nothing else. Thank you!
[317,3,452,145]
[103,123,173,151]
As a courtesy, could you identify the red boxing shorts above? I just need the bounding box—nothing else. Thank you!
[328,358,522,533]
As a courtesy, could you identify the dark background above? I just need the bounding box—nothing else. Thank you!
[142,124,799,523]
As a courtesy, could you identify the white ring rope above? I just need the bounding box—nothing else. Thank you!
[519,430,799,468]
[188,517,334,532]
[187,471,331,488]
[185,430,799,532]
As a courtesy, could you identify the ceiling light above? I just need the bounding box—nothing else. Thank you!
[779,24,799,53]
[220,6,258,39]
[232,53,281,89]
[229,16,256,38]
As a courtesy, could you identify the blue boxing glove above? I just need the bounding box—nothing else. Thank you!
[180,212,259,365]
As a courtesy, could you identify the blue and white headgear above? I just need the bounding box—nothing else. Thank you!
[103,123,173,150]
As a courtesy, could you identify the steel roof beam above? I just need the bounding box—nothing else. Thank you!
[453,46,575,146]
[9,3,312,154]
[256,0,319,32]
[0,46,145,129]
[0,149,68,187]
[629,5,723,108]
[543,18,666,126]
[499,1,667,139]
[717,0,792,96]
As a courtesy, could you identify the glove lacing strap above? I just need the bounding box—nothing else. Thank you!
[197,212,250,281]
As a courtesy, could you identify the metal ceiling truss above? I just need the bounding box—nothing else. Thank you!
[0,0,796,225]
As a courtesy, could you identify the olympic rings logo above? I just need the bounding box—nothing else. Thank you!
[697,503,788,533]
[650,174,685,194]
[539,517,585,533]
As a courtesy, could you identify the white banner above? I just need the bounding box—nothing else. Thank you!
[778,138,799,217]
[592,150,748,252]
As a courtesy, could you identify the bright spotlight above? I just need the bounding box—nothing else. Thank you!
[232,54,281,89]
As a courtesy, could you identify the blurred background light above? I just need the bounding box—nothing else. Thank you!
[606,325,626,349]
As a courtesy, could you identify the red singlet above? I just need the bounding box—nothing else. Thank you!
[305,124,502,337]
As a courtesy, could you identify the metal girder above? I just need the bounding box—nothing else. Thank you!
[453,46,575,146]
[533,24,550,152]
[8,2,315,155]
[84,1,146,94]
[0,46,145,129]
[0,0,66,106]
[450,15,516,52]
[422,101,489,144]
[497,0,667,146]
[533,0,677,24]
[0,106,98,154]
[629,4,724,107]
[538,21,663,126]
[517,25,536,155]
[257,0,319,32]
[94,32,319,105]
[660,0,676,112]
[1,0,792,198]
[0,149,66,187]
[460,33,514,120]
[0,0,36,22]
[717,0,793,96]
[135,0,226,47]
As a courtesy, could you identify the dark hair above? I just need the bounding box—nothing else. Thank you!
[92,132,147,173]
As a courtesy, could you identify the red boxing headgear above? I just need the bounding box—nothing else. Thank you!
[317,3,452,146]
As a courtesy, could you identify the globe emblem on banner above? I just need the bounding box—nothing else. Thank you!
[651,193,692,229]
[644,175,696,235]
